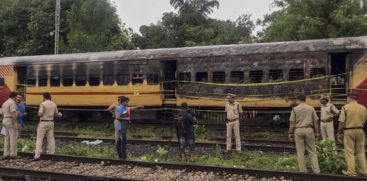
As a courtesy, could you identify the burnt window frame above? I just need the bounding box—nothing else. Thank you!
[75,64,87,86]
[89,63,101,86]
[269,69,284,82]
[38,66,48,87]
[212,71,226,83]
[230,71,244,83]
[195,72,208,82]
[147,72,160,85]
[310,68,326,78]
[249,70,263,83]
[62,64,73,87]
[0,78,5,86]
[116,74,130,86]
[50,65,61,87]
[132,73,144,85]
[103,62,115,86]
[26,66,38,86]
[289,69,305,81]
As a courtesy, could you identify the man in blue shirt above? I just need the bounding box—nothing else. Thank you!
[15,94,26,135]
[114,96,131,159]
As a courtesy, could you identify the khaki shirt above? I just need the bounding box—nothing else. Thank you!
[225,102,243,121]
[338,101,367,128]
[2,98,16,120]
[39,100,58,120]
[289,103,318,128]
[320,103,339,121]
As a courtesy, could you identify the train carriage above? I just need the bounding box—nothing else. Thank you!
[0,36,367,124]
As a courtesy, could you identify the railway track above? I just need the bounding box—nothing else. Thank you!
[19,134,351,154]
[0,152,366,181]
[0,167,132,181]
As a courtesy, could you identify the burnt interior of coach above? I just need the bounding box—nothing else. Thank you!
[330,53,348,100]
[15,60,163,89]
[176,52,332,100]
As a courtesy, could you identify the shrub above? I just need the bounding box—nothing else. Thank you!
[317,139,346,174]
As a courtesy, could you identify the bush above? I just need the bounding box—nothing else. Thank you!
[194,124,207,136]
[317,139,346,174]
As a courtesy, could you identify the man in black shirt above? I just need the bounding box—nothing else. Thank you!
[175,103,197,161]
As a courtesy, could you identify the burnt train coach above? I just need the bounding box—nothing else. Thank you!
[0,36,367,124]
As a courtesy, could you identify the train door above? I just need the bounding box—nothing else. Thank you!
[161,61,177,102]
[16,66,27,96]
[330,53,348,101]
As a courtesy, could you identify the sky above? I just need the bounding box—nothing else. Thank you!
[113,0,276,34]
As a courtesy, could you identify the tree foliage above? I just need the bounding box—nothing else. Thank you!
[133,0,254,49]
[0,0,133,56]
[258,0,367,42]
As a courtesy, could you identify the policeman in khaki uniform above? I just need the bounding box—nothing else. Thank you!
[288,95,320,173]
[320,96,339,141]
[224,93,243,153]
[337,93,367,176]
[1,92,19,160]
[33,92,61,161]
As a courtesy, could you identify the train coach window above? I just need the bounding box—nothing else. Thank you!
[249,70,263,83]
[310,68,326,78]
[213,71,225,83]
[63,76,73,86]
[50,76,60,87]
[38,66,48,87]
[117,74,129,85]
[178,72,191,81]
[0,78,4,86]
[27,77,36,86]
[147,73,159,85]
[289,69,304,81]
[76,75,87,86]
[196,72,208,82]
[132,73,144,85]
[230,71,244,83]
[103,61,115,86]
[269,69,283,82]
[89,75,100,86]
[50,65,60,87]
[103,75,115,85]
[38,76,48,87]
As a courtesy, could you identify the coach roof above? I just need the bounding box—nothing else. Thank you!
[1,36,367,66]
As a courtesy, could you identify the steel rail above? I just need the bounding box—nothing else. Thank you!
[0,166,139,181]
[5,152,367,181]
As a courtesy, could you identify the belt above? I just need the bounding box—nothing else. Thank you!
[40,120,54,122]
[228,118,239,122]
[321,119,333,123]
[295,126,313,129]
[344,127,363,130]
[3,116,12,118]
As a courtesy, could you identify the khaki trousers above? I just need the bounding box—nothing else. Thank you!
[343,129,367,176]
[3,119,18,157]
[226,119,241,151]
[34,122,55,158]
[320,121,335,141]
[295,127,320,173]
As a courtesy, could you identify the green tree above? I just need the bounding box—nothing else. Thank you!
[258,0,367,42]
[0,0,133,56]
[132,1,254,49]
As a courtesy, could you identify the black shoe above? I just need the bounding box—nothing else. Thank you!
[31,158,40,162]
[0,156,10,160]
